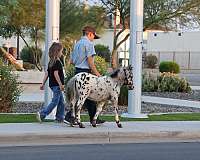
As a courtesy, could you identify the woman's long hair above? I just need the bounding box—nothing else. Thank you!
[48,42,63,68]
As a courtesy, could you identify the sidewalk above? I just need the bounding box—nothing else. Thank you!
[13,85,200,146]
[1,121,200,146]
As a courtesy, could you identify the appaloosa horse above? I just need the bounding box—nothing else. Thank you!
[65,65,133,128]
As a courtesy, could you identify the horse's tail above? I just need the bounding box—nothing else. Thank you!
[65,76,77,116]
[65,76,75,103]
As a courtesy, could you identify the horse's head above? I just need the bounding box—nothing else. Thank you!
[122,65,134,90]
[110,65,134,90]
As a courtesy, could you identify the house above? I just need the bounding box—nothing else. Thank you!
[146,31,200,71]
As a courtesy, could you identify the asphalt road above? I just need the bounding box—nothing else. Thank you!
[0,143,200,160]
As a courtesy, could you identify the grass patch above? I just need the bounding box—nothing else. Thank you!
[1,113,200,123]
[0,114,39,123]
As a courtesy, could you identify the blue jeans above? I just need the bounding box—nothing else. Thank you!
[40,86,65,121]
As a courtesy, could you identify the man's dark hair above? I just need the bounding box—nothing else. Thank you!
[82,31,89,36]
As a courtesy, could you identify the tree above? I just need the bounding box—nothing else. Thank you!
[143,0,200,30]
[60,0,106,54]
[0,0,106,70]
[100,0,130,69]
[100,0,200,68]
[0,0,45,71]
[95,44,111,62]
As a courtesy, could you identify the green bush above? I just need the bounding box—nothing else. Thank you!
[23,62,35,70]
[159,61,180,73]
[118,86,128,105]
[64,56,108,85]
[142,72,191,92]
[109,71,191,105]
[142,73,159,92]
[94,56,108,75]
[95,44,111,62]
[0,59,22,112]
[158,72,191,92]
[20,46,42,64]
[144,54,158,68]
[64,64,75,85]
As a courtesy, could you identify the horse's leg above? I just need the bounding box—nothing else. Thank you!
[91,102,105,127]
[69,98,77,127]
[75,96,87,128]
[75,105,84,128]
[112,98,122,128]
[65,78,77,126]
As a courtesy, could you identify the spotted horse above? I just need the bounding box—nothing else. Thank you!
[65,65,133,128]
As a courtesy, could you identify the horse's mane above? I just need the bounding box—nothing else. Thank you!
[110,69,120,78]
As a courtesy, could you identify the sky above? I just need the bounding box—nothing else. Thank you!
[80,0,101,6]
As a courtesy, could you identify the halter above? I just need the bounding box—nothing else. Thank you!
[123,68,133,89]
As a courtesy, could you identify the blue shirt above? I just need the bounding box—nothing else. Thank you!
[70,36,96,69]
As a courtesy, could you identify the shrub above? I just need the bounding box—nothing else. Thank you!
[144,54,158,68]
[94,56,108,75]
[158,72,191,92]
[142,72,191,92]
[64,56,108,85]
[20,46,42,64]
[159,61,180,74]
[20,46,33,63]
[23,62,35,70]
[118,86,128,105]
[112,71,191,105]
[142,72,159,92]
[0,58,22,112]
[95,44,111,62]
[64,64,75,85]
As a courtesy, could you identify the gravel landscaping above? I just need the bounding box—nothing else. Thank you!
[142,90,200,101]
[13,90,200,114]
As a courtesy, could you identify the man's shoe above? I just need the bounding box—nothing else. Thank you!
[64,112,78,125]
[64,112,72,124]
[96,119,106,124]
[64,118,70,125]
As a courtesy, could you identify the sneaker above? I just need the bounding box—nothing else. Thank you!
[64,112,71,124]
[36,112,42,123]
[64,112,78,125]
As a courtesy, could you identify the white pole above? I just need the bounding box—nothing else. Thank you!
[122,0,147,118]
[44,0,60,119]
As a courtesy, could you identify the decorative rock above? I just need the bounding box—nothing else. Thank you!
[13,90,200,114]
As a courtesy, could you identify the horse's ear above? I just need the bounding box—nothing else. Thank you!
[128,65,133,70]
[110,69,120,78]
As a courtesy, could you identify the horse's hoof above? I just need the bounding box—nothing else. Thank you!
[117,123,122,128]
[91,120,97,127]
[78,123,85,128]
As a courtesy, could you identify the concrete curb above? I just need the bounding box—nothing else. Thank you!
[1,130,200,147]
[1,122,200,146]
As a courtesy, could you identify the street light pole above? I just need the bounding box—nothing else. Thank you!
[44,0,60,119]
[122,0,147,118]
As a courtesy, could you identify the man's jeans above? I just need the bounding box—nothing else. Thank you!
[40,86,65,121]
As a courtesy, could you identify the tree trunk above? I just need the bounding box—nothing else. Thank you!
[16,34,20,59]
[111,32,130,69]
[111,49,118,69]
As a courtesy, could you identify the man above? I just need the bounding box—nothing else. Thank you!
[65,26,105,124]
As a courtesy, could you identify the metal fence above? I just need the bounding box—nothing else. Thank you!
[145,51,200,70]
[117,50,200,70]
